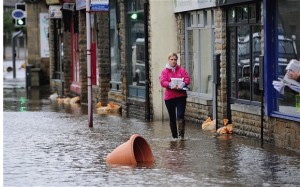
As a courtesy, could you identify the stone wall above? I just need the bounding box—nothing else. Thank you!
[63,31,72,97]
[95,11,110,106]
[214,8,228,123]
[26,1,49,86]
[119,0,129,117]
[79,10,87,103]
[272,119,300,152]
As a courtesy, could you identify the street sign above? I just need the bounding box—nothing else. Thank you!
[12,9,26,19]
[90,0,109,11]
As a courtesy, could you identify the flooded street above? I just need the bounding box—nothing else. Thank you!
[3,73,300,186]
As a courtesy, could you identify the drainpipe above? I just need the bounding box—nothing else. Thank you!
[213,54,220,130]
[86,0,93,128]
[144,0,151,121]
[259,55,264,145]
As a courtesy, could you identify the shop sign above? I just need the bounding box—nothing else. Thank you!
[76,0,86,10]
[46,0,60,5]
[174,0,216,13]
[90,0,109,11]
[49,5,62,19]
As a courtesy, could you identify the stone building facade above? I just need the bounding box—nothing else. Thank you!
[39,0,300,152]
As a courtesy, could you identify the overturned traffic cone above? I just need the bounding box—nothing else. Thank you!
[106,134,154,166]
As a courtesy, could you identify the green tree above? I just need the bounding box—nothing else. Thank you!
[4,9,15,34]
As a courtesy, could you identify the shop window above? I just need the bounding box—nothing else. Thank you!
[71,12,80,83]
[110,0,121,91]
[185,10,214,97]
[227,7,235,23]
[126,0,145,98]
[227,3,261,104]
[249,4,256,23]
[273,0,300,117]
[53,19,64,80]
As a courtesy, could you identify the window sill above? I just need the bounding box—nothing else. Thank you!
[231,103,262,115]
[187,94,212,105]
[271,111,300,123]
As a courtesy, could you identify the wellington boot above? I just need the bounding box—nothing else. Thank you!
[177,119,185,139]
[170,122,178,138]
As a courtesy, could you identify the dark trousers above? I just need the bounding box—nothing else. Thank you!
[165,96,187,124]
[165,96,187,138]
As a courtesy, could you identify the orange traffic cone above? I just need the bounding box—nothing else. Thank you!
[106,134,154,166]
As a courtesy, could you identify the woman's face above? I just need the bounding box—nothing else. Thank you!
[168,55,178,67]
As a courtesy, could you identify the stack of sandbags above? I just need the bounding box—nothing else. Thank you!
[96,101,121,114]
[201,117,216,131]
[52,95,80,105]
[217,119,233,135]
[107,102,121,113]
[70,96,80,104]
[96,102,110,114]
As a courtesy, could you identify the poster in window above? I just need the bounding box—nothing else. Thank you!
[39,13,49,58]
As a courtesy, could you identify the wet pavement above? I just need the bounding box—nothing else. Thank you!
[3,63,300,186]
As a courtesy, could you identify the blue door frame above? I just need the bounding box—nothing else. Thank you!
[264,0,300,122]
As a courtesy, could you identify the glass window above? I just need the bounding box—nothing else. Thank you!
[71,12,80,83]
[126,0,145,98]
[228,8,236,23]
[242,6,248,21]
[186,10,214,96]
[227,3,261,104]
[275,0,300,116]
[110,0,121,90]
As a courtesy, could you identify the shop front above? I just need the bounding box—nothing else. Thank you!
[173,0,217,122]
[216,0,300,151]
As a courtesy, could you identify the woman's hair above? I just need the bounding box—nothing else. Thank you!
[168,52,178,60]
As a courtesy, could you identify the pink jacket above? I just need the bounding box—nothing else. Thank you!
[160,65,190,100]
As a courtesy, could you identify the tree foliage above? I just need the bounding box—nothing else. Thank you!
[4,9,15,33]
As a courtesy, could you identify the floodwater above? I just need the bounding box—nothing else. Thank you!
[3,77,300,186]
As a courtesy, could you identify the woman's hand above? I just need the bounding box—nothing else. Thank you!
[287,70,300,81]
